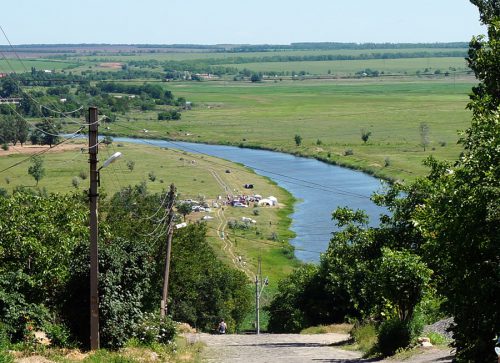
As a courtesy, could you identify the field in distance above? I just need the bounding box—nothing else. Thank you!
[103,77,474,181]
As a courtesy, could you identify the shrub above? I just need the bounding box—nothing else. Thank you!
[148,171,156,182]
[43,322,72,348]
[71,176,80,189]
[384,157,391,167]
[377,316,423,357]
[133,313,176,346]
[1,143,8,151]
[78,170,88,180]
[252,208,260,216]
[344,149,354,156]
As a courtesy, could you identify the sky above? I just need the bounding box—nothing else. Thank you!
[0,0,486,45]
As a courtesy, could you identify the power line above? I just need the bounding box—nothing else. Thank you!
[0,26,84,120]
[109,123,372,200]
[0,129,84,174]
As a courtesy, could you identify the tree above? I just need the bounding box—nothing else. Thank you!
[294,134,302,146]
[31,120,61,147]
[376,248,432,323]
[126,160,135,172]
[28,156,45,186]
[361,128,372,144]
[411,4,500,361]
[419,122,430,151]
[250,73,262,82]
[15,117,29,146]
[176,202,192,221]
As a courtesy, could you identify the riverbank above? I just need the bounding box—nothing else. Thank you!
[92,78,473,182]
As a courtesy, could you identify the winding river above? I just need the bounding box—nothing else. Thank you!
[114,137,386,262]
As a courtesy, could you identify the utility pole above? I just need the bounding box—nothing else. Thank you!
[255,257,268,335]
[161,183,176,318]
[88,107,99,350]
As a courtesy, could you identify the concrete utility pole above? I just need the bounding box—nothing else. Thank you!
[161,183,176,318]
[88,107,99,350]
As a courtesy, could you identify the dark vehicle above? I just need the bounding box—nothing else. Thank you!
[244,184,254,189]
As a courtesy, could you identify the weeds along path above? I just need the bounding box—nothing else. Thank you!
[209,168,254,280]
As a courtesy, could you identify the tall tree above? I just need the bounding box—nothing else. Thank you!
[28,156,45,186]
[413,3,500,361]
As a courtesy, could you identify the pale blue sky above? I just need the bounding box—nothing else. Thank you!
[1,0,486,45]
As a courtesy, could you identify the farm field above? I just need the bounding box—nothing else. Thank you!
[0,58,79,72]
[101,77,475,182]
[222,57,470,75]
[64,47,468,62]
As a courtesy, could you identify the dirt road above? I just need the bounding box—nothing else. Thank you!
[186,333,453,363]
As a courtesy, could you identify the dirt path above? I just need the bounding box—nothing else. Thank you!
[186,333,453,363]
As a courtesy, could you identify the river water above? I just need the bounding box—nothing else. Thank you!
[114,137,386,262]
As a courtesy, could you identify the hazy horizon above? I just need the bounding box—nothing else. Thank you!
[0,0,486,46]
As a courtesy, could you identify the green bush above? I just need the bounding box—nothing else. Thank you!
[43,322,72,348]
[377,316,423,356]
[133,314,176,346]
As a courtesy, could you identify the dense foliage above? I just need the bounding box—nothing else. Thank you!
[0,186,252,350]
[268,2,500,360]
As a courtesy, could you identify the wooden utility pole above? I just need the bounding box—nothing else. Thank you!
[88,107,100,350]
[161,183,176,317]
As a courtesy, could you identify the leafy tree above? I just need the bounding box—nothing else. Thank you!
[28,156,45,186]
[30,120,61,147]
[361,128,372,144]
[250,73,262,82]
[0,117,15,145]
[267,264,341,333]
[376,248,432,323]
[0,77,18,98]
[294,134,302,146]
[176,202,192,221]
[15,117,29,146]
[410,4,500,360]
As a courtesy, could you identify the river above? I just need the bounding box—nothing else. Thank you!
[113,137,386,262]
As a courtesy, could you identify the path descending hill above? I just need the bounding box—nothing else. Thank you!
[186,333,453,363]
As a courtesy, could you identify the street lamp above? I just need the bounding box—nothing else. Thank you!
[88,107,122,350]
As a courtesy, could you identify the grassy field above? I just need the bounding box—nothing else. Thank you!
[223,57,469,75]
[94,78,474,182]
[65,47,468,63]
[0,58,80,73]
[0,140,298,284]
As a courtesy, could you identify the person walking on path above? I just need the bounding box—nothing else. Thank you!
[218,319,227,334]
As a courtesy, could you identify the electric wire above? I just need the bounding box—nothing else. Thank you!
[0,129,84,174]
[0,26,85,120]
[109,123,373,200]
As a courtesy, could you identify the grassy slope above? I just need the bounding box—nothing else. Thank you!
[102,78,473,182]
[0,141,297,284]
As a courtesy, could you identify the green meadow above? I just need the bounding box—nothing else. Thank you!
[0,58,79,73]
[102,78,474,182]
[223,57,469,75]
[66,47,467,63]
[0,141,298,283]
